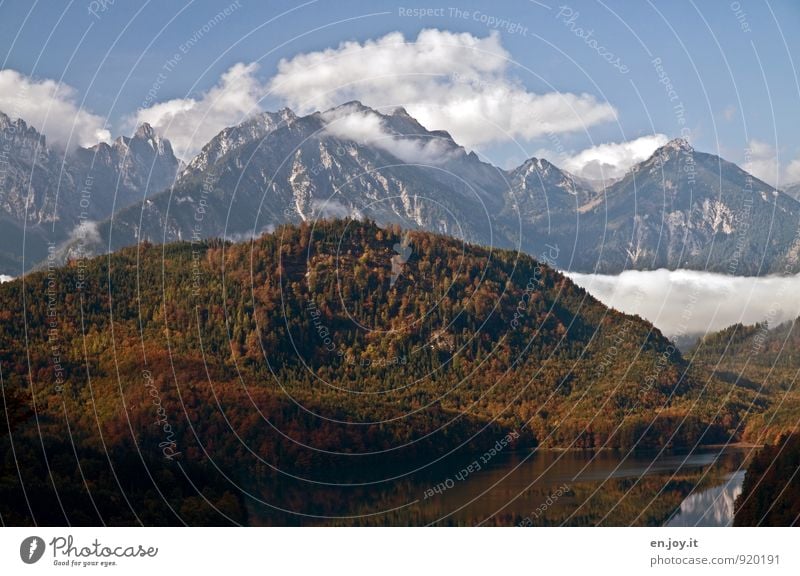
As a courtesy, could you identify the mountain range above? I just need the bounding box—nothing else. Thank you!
[2,103,799,277]
[0,111,180,275]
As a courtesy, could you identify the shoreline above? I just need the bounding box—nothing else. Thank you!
[527,441,764,454]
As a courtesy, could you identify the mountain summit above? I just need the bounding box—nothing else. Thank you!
[568,136,800,274]
[661,137,693,153]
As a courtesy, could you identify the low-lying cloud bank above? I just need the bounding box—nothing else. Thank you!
[567,268,800,337]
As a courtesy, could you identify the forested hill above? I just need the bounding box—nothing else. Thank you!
[689,319,800,444]
[0,219,755,525]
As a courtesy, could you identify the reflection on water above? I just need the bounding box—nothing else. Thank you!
[666,471,745,527]
[412,447,747,527]
[248,446,749,526]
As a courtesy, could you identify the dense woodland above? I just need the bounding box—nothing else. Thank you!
[734,434,800,526]
[690,320,800,444]
[689,321,800,526]
[0,219,792,525]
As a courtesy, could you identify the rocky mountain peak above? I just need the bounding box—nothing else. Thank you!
[181,109,298,177]
[660,137,694,154]
[0,110,47,149]
[276,107,296,124]
[633,137,694,174]
[133,122,157,141]
[332,100,371,113]
[513,156,561,178]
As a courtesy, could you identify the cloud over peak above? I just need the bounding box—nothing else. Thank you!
[549,134,670,180]
[132,62,265,160]
[0,69,110,150]
[320,103,456,165]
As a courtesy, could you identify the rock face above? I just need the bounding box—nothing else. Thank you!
[0,112,180,274]
[181,109,296,178]
[73,122,181,218]
[5,104,800,276]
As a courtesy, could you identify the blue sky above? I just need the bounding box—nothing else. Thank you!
[1,0,798,183]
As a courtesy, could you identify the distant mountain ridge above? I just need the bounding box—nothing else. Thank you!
[99,101,513,252]
[0,111,181,274]
[3,103,800,276]
[562,138,800,275]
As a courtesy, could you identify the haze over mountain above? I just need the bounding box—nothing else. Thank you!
[783,182,800,202]
[3,104,800,278]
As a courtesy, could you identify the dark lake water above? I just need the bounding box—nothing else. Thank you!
[249,446,750,526]
[412,446,747,526]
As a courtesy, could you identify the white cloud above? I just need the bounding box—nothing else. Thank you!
[69,220,101,245]
[568,268,800,337]
[311,198,352,219]
[223,225,274,243]
[321,104,455,165]
[786,158,800,184]
[0,275,13,283]
[741,139,800,189]
[132,62,265,160]
[548,134,669,180]
[722,105,737,122]
[321,105,385,143]
[269,29,616,149]
[743,139,780,186]
[0,69,110,149]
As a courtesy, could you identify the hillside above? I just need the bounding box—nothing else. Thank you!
[0,220,760,525]
[735,434,800,526]
[689,320,800,526]
[689,319,800,443]
[783,182,800,202]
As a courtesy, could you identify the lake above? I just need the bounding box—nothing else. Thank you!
[248,446,750,526]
